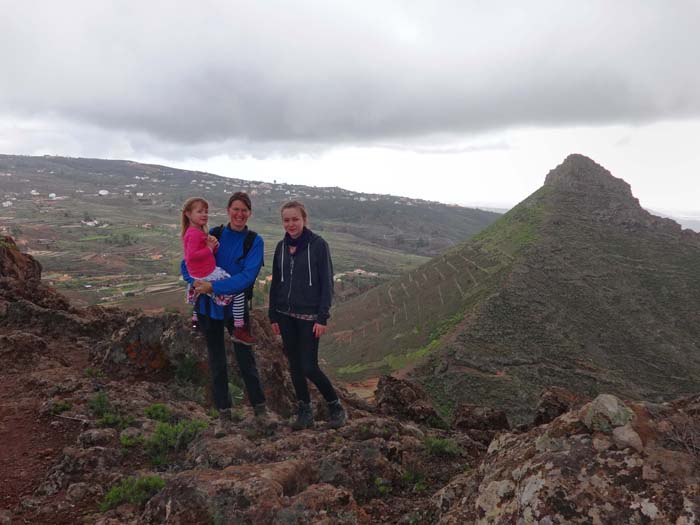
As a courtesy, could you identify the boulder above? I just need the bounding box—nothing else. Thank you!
[375,375,446,427]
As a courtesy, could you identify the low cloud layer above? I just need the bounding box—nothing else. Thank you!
[2,0,700,153]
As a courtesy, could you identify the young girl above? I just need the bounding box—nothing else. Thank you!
[181,197,255,345]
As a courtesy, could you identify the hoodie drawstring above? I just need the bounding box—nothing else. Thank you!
[281,240,312,286]
[280,242,285,282]
[308,247,312,286]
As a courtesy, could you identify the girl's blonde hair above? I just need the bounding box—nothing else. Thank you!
[181,197,208,237]
[280,200,308,225]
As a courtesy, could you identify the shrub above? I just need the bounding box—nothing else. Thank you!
[228,381,244,405]
[97,412,134,430]
[88,392,111,417]
[100,476,165,511]
[174,355,206,385]
[423,436,462,457]
[120,433,144,448]
[401,470,428,493]
[145,420,208,465]
[84,367,106,379]
[373,476,392,497]
[144,403,172,423]
[50,400,72,415]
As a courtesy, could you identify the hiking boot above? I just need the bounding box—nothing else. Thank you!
[327,400,347,429]
[291,401,314,431]
[214,408,232,438]
[253,403,278,433]
[232,327,256,346]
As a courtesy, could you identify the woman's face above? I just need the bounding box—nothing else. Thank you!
[228,199,251,231]
[282,207,305,239]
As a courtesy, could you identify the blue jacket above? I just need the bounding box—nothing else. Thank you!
[181,226,264,320]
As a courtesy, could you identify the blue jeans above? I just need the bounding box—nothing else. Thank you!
[278,314,338,404]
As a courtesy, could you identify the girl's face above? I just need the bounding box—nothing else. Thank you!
[282,207,305,239]
[187,202,208,229]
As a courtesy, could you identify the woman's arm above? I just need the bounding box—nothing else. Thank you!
[268,243,281,323]
[315,239,334,325]
[210,235,264,296]
[180,259,194,284]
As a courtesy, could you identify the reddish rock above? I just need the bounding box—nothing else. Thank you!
[452,404,510,445]
[278,483,369,524]
[375,375,446,427]
[533,386,588,426]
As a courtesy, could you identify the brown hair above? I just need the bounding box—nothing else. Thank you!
[280,200,308,224]
[180,197,208,237]
[227,192,252,211]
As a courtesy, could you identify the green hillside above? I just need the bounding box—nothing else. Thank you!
[0,154,497,308]
[327,155,700,423]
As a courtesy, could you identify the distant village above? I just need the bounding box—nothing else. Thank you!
[0,162,462,211]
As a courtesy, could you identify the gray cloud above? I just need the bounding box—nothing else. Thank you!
[2,0,700,153]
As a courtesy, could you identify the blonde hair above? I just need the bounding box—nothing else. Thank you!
[180,197,208,237]
[280,200,308,225]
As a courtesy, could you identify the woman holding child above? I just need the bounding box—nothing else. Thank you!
[180,192,268,437]
[268,201,347,429]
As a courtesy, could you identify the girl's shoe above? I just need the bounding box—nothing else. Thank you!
[232,327,256,346]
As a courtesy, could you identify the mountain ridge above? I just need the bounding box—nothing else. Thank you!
[326,154,700,423]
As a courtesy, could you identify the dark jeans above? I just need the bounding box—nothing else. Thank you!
[202,317,266,410]
[278,314,338,404]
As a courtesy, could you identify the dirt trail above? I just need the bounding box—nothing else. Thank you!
[0,345,88,521]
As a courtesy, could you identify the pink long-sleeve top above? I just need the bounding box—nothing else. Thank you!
[183,226,216,278]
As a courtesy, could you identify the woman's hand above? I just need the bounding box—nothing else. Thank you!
[312,323,326,338]
[271,322,280,335]
[193,280,213,294]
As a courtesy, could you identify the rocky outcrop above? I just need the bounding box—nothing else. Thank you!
[435,393,700,524]
[0,236,70,310]
[452,404,510,445]
[375,375,446,427]
[4,236,700,524]
[533,386,588,426]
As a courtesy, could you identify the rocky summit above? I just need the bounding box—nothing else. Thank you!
[325,154,700,424]
[2,229,700,523]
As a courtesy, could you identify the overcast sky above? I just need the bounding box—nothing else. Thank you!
[1,0,699,214]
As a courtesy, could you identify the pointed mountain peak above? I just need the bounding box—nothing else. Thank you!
[544,154,633,200]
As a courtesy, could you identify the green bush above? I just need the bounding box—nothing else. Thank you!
[98,412,134,430]
[228,381,244,405]
[373,476,392,497]
[100,476,165,511]
[120,433,144,448]
[401,470,428,493]
[145,420,208,465]
[88,392,111,417]
[423,436,462,457]
[144,403,172,423]
[50,400,72,415]
[174,355,206,385]
[84,367,106,379]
